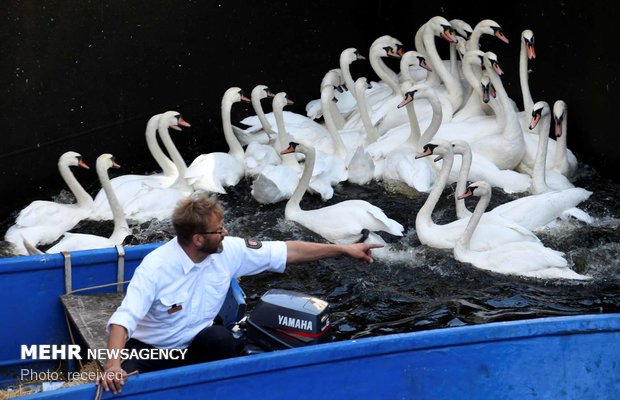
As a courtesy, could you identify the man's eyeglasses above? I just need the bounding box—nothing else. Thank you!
[195,227,226,235]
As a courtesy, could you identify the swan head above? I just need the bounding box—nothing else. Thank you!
[159,111,191,132]
[398,83,436,108]
[451,139,471,156]
[426,16,458,43]
[450,19,473,39]
[455,37,468,58]
[483,52,503,76]
[400,50,432,73]
[321,69,344,91]
[397,86,416,109]
[222,87,251,109]
[553,100,567,137]
[272,92,295,112]
[340,48,366,66]
[96,153,121,175]
[415,139,451,161]
[474,19,509,44]
[280,141,313,157]
[522,29,536,59]
[529,101,550,131]
[480,74,495,103]
[370,35,404,58]
[252,85,275,101]
[59,151,90,170]
[463,50,485,66]
[457,180,491,200]
[354,77,371,93]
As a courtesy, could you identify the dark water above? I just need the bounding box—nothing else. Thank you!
[1,162,619,342]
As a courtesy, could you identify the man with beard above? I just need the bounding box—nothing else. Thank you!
[99,191,382,394]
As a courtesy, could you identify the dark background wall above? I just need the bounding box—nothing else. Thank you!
[1,1,618,223]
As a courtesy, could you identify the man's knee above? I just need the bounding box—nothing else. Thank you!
[188,325,236,362]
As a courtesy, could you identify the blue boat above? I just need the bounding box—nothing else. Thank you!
[1,243,619,399]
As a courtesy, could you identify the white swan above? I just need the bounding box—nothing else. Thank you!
[343,36,404,130]
[370,83,440,192]
[353,77,379,144]
[112,112,181,187]
[320,83,374,185]
[366,82,441,161]
[451,50,494,121]
[449,19,473,78]
[26,154,131,254]
[335,48,367,119]
[519,29,537,131]
[451,140,592,228]
[91,112,192,222]
[185,87,249,194]
[5,151,94,255]
[399,50,432,86]
[232,84,275,146]
[250,93,301,204]
[453,181,589,280]
[281,141,404,244]
[366,21,458,135]
[143,112,179,181]
[414,140,539,251]
[305,69,346,123]
[528,101,575,194]
[465,19,510,51]
[450,140,531,218]
[552,100,578,177]
[465,52,525,170]
[419,16,461,115]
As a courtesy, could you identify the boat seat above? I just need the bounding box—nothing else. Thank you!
[60,293,125,367]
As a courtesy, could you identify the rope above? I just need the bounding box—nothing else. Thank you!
[63,308,84,371]
[65,281,130,295]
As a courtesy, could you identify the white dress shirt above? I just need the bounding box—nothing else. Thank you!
[107,236,287,349]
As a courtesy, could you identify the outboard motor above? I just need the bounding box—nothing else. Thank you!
[242,289,332,353]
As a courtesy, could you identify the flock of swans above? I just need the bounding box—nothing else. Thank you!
[4,16,595,281]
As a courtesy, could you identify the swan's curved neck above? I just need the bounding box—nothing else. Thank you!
[403,101,421,147]
[158,122,191,190]
[58,161,93,208]
[321,89,348,160]
[221,101,245,162]
[285,147,314,213]
[454,150,473,219]
[462,59,483,99]
[449,42,459,77]
[414,25,425,54]
[423,28,463,111]
[519,42,533,115]
[97,164,129,242]
[416,93,443,151]
[466,31,483,52]
[416,150,454,227]
[340,59,356,98]
[369,48,400,95]
[146,115,177,178]
[252,96,274,134]
[273,106,300,171]
[354,81,379,144]
[457,189,491,249]
[485,60,521,140]
[532,114,551,194]
[553,111,568,171]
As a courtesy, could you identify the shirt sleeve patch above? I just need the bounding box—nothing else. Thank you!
[244,237,262,249]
